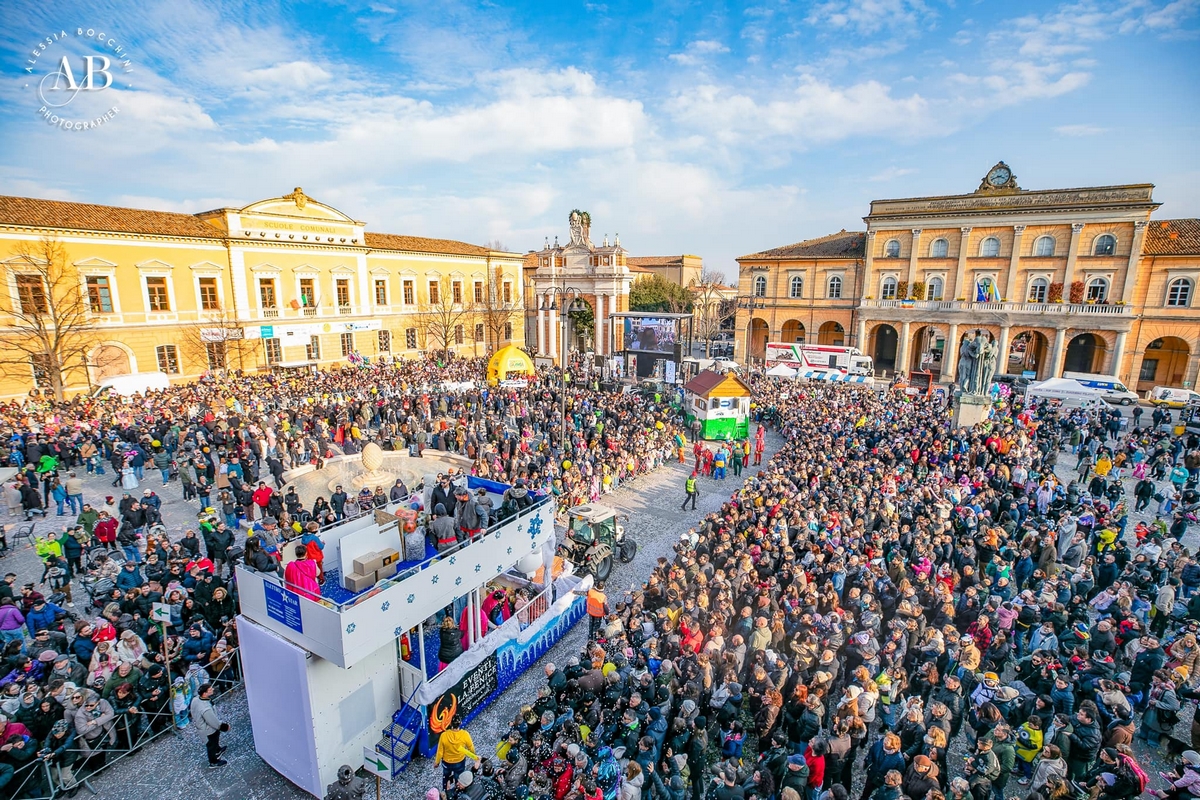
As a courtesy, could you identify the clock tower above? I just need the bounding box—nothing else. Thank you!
[977,161,1020,193]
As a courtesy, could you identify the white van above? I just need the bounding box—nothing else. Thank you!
[1151,386,1200,408]
[91,371,172,398]
[1061,372,1141,405]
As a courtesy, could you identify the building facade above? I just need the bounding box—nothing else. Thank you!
[0,189,525,397]
[735,163,1200,391]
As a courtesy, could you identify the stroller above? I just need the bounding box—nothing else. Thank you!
[79,550,123,609]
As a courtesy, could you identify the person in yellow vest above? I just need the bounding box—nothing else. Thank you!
[434,714,478,787]
[583,581,609,641]
[681,472,698,511]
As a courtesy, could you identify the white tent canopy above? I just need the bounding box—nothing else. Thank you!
[765,364,797,378]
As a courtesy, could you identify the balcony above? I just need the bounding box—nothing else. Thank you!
[236,492,556,669]
[337,304,353,315]
[861,299,1131,316]
[261,306,280,319]
[302,306,318,317]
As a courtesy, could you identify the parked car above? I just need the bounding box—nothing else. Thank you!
[1150,385,1200,408]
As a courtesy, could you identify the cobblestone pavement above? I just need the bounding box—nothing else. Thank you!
[65,434,779,799]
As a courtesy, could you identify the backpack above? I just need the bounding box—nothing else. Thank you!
[1120,753,1147,794]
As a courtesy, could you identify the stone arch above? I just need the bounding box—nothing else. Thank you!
[749,318,770,362]
[89,342,135,383]
[869,323,898,374]
[817,321,845,346]
[565,296,595,353]
[1064,332,1108,374]
[780,319,806,344]
[910,324,948,376]
[1007,329,1052,380]
[1140,336,1191,389]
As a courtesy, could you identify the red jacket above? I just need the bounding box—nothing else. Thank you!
[94,517,118,544]
[252,486,273,508]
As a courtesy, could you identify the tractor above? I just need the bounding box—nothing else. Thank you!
[560,504,638,582]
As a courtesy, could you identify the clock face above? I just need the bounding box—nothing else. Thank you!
[988,166,1011,186]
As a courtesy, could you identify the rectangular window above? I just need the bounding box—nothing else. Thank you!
[474,281,484,304]
[454,324,464,345]
[30,354,51,388]
[86,276,113,313]
[340,332,354,356]
[306,335,321,361]
[377,329,391,353]
[336,279,351,313]
[405,328,418,349]
[1139,358,1159,383]
[15,275,48,314]
[428,280,440,305]
[155,345,179,374]
[259,279,277,316]
[452,281,463,305]
[205,341,226,371]
[146,277,170,311]
[403,280,414,305]
[503,321,512,340]
[474,322,485,341]
[502,282,512,304]
[263,337,282,365]
[198,277,220,310]
[374,279,388,306]
[299,278,316,315]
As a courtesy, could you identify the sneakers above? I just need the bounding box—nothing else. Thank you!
[208,759,228,768]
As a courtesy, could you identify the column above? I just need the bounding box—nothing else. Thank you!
[537,300,546,355]
[862,231,877,298]
[1005,226,1026,302]
[955,227,971,300]
[547,298,558,364]
[944,323,960,384]
[907,229,922,287]
[897,320,912,376]
[1110,330,1128,379]
[996,325,1011,375]
[1062,223,1085,291]
[856,317,867,352]
[594,293,605,355]
[1121,221,1149,305]
[1050,327,1067,378]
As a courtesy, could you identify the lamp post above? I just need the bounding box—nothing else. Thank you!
[737,295,766,366]
[543,286,582,424]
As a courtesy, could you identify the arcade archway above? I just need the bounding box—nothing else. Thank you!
[870,324,898,374]
[1064,333,1107,374]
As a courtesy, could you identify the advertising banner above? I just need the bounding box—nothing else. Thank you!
[427,654,498,748]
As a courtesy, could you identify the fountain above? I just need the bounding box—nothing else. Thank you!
[281,441,473,508]
[333,442,396,493]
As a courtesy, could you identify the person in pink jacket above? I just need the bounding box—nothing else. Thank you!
[283,544,321,602]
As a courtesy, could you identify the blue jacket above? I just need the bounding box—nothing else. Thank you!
[115,566,145,591]
[25,602,65,636]
[181,628,214,663]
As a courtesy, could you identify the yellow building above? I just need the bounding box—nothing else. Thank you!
[735,163,1200,391]
[0,188,525,397]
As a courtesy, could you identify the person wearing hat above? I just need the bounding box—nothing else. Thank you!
[1153,749,1200,799]
[454,487,482,542]
[43,716,80,794]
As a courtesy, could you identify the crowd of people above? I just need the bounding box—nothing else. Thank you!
[429,378,1200,800]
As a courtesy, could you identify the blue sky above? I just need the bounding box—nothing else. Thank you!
[2,0,1198,278]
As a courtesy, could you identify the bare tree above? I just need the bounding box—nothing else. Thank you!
[0,236,104,400]
[475,262,517,353]
[699,267,728,287]
[418,275,474,357]
[176,305,257,374]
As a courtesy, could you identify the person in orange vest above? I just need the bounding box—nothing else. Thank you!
[584,581,609,641]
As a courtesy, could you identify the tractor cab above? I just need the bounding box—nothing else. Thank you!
[561,504,638,582]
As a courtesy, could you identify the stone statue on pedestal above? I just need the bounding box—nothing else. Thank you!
[978,334,999,394]
[956,331,979,394]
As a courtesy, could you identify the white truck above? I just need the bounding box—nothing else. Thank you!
[764,343,874,376]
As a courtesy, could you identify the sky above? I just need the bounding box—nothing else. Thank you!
[2,0,1198,280]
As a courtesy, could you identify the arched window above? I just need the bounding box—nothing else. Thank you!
[1167,278,1193,307]
[926,277,944,301]
[1093,234,1116,256]
[881,277,898,300]
[789,275,803,298]
[929,238,949,258]
[827,275,842,299]
[1086,277,1109,302]
[884,239,901,258]
[979,237,1001,257]
[1033,236,1055,257]
[1027,277,1049,303]
[753,275,767,297]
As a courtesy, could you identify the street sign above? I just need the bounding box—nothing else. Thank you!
[151,603,172,625]
[362,747,392,781]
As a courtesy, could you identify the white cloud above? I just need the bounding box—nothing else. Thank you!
[870,167,918,181]
[805,0,934,35]
[669,40,731,65]
[1054,123,1108,136]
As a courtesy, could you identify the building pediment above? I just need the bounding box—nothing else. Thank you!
[135,258,174,271]
[189,260,225,273]
[239,187,361,225]
[73,257,118,268]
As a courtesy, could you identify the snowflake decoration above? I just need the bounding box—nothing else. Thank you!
[474,564,482,573]
[496,565,502,573]
[454,576,463,586]
[506,547,513,555]
[517,522,525,534]
[407,594,416,604]
[431,574,439,585]
[449,556,457,565]
[380,601,391,612]
[394,626,404,638]
[345,623,356,634]
[527,515,543,538]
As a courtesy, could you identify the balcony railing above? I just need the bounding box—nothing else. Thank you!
[262,306,280,318]
[302,306,318,317]
[337,304,353,315]
[861,299,1131,315]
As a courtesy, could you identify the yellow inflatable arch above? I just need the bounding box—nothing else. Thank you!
[487,345,537,386]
